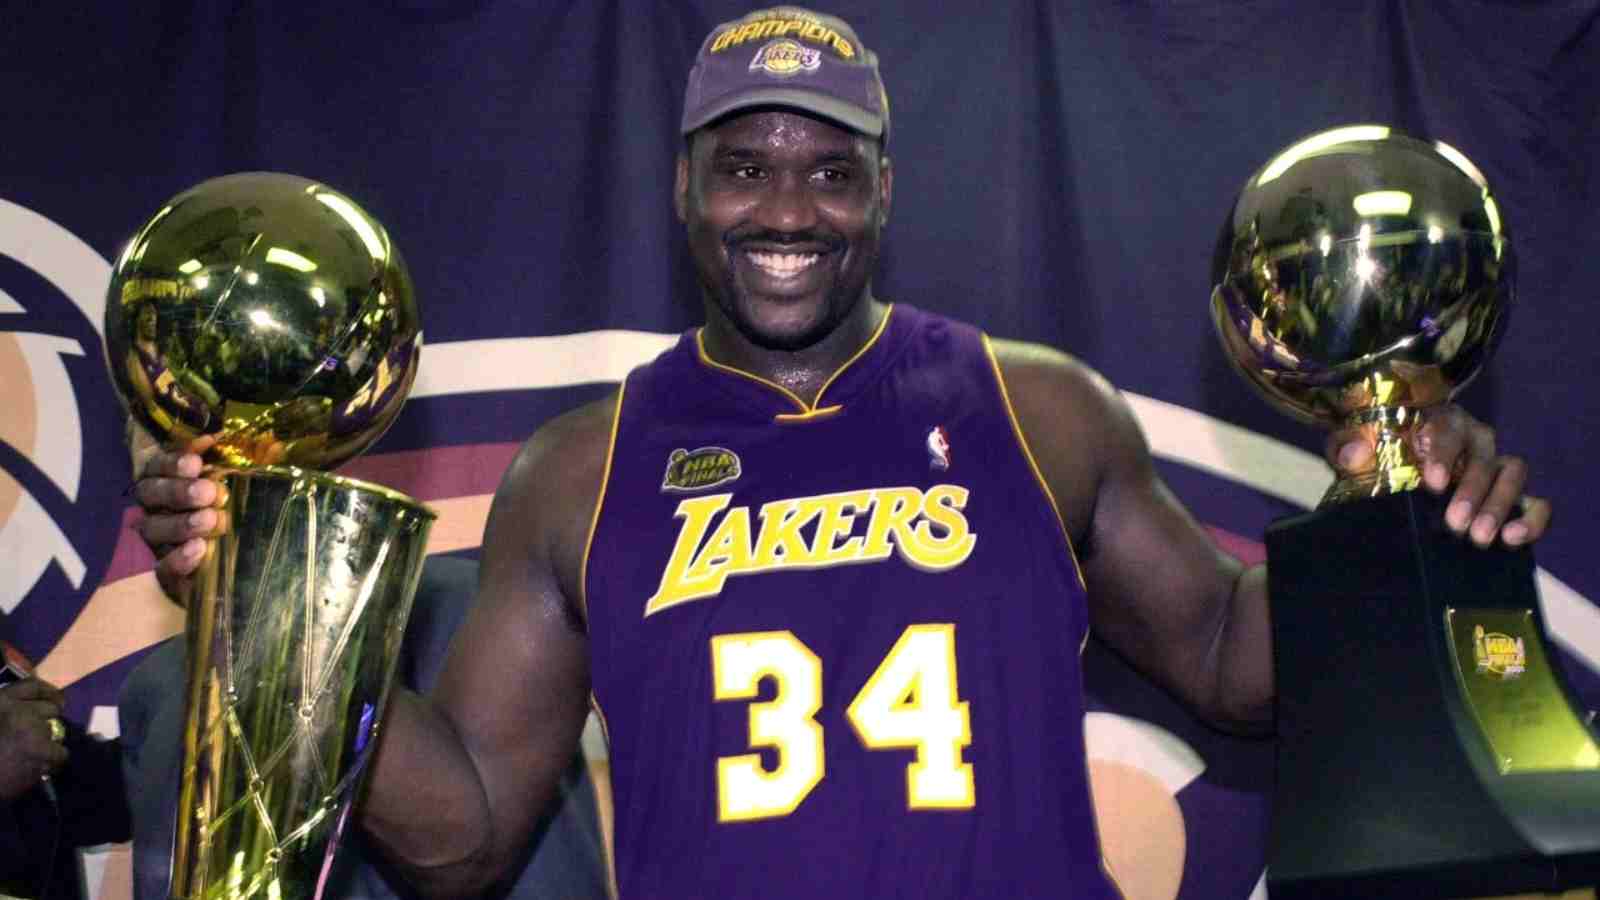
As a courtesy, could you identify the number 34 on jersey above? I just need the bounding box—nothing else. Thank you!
[711,624,975,823]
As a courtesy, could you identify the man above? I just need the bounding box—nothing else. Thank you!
[134,8,1550,898]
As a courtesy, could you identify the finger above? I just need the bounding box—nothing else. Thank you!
[29,736,69,769]
[1325,428,1375,474]
[139,445,202,481]
[6,716,69,763]
[12,699,67,722]
[1,679,65,706]
[134,475,221,513]
[157,538,210,581]
[1500,494,1551,547]
[1414,409,1481,494]
[155,562,189,607]
[15,743,70,774]
[44,743,70,769]
[137,506,223,548]
[127,421,162,480]
[1445,454,1495,535]
[1465,456,1528,547]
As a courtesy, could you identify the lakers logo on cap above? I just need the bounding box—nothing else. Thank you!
[662,447,742,492]
[749,39,822,78]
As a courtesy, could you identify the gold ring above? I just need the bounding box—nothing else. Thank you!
[47,717,65,744]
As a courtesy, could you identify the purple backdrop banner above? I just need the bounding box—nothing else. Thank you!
[3,3,1597,898]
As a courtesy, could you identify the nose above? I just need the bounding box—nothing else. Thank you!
[754,174,818,235]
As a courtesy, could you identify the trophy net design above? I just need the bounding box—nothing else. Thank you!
[105,173,434,900]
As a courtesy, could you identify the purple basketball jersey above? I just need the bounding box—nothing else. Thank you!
[585,305,1122,898]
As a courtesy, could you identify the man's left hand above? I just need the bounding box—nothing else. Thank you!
[1328,404,1551,548]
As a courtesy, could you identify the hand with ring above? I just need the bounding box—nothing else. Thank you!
[0,678,70,800]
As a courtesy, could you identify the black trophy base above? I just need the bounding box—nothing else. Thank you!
[1266,490,1600,899]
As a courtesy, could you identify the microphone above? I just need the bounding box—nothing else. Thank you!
[0,639,34,687]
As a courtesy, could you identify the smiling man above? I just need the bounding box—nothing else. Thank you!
[133,7,1550,898]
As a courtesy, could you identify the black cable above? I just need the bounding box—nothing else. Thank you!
[37,774,63,900]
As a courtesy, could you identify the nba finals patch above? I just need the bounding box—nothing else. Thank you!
[662,447,742,493]
[1473,624,1527,679]
[749,39,822,77]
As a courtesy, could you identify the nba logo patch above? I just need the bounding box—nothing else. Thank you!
[927,426,951,470]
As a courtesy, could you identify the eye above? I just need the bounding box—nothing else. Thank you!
[812,167,850,184]
[731,165,766,180]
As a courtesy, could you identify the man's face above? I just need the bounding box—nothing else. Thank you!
[677,110,891,352]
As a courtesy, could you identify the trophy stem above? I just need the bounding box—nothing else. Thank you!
[1321,406,1424,506]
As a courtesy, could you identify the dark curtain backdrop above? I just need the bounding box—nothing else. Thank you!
[3,4,1597,898]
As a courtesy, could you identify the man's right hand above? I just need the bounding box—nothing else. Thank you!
[130,430,225,600]
[0,679,68,800]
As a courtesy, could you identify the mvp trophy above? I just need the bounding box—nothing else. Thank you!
[1213,126,1600,898]
[105,173,434,900]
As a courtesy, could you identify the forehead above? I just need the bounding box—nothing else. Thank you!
[694,109,873,160]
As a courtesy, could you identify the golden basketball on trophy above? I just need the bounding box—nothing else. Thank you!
[105,173,434,900]
[1209,124,1514,505]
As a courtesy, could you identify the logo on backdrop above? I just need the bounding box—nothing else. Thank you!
[0,197,121,654]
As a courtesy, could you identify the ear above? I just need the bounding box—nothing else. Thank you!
[674,153,690,224]
[877,154,893,227]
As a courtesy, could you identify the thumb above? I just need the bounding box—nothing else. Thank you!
[1325,429,1375,474]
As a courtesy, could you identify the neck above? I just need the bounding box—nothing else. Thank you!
[700,295,886,407]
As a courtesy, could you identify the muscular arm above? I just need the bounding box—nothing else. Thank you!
[358,395,615,898]
[995,341,1270,732]
[994,340,1548,734]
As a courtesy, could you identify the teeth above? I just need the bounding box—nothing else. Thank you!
[747,251,820,277]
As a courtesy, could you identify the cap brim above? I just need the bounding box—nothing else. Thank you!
[682,87,884,139]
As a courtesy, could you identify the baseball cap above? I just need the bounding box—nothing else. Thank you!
[681,7,889,143]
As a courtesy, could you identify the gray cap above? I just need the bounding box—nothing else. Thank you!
[681,7,889,143]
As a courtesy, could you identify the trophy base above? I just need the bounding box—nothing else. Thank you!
[1266,491,1600,899]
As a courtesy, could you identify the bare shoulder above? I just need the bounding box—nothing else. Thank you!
[484,392,620,611]
[498,393,619,508]
[987,338,1151,541]
[988,338,1146,458]
[989,338,1116,404]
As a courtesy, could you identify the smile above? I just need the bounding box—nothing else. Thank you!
[745,250,821,279]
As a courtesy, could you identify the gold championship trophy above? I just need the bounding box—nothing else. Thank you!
[104,173,435,900]
[1212,126,1600,898]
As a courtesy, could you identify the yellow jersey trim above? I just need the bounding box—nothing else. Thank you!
[981,334,1087,590]
[589,692,612,749]
[694,304,896,419]
[587,692,618,900]
[985,337,1122,900]
[810,303,894,408]
[773,404,844,422]
[579,382,628,622]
